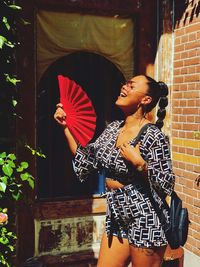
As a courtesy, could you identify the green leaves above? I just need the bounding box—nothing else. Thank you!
[2,17,10,30]
[7,154,16,161]
[0,225,17,265]
[25,144,46,158]
[0,182,6,193]
[5,74,21,85]
[0,36,7,49]
[0,1,32,266]
[8,5,22,10]
[0,152,35,199]
[2,164,13,177]
[0,35,14,49]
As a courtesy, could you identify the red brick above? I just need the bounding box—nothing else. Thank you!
[172,92,184,98]
[195,65,200,72]
[185,41,200,51]
[193,246,200,257]
[194,198,200,208]
[178,147,186,153]
[185,148,194,156]
[185,195,194,205]
[180,99,187,106]
[174,184,183,192]
[175,44,185,52]
[185,23,200,34]
[184,57,200,66]
[183,108,199,115]
[179,115,187,122]
[181,35,189,43]
[183,187,198,197]
[194,149,200,156]
[184,74,200,82]
[174,60,184,68]
[197,31,200,39]
[187,116,195,123]
[194,165,200,173]
[174,53,181,62]
[175,36,181,45]
[184,91,200,98]
[173,107,183,114]
[182,170,197,180]
[189,33,197,41]
[192,222,200,232]
[188,49,197,57]
[187,84,196,90]
[195,116,200,123]
[187,99,196,106]
[178,131,186,138]
[174,68,181,75]
[180,67,188,74]
[175,28,185,36]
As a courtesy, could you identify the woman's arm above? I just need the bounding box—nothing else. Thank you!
[146,130,175,195]
[54,103,77,155]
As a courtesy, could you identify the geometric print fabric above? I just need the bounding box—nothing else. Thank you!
[73,120,175,247]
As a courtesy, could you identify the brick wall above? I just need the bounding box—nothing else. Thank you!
[172,0,200,257]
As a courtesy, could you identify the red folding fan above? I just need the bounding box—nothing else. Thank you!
[57,75,97,147]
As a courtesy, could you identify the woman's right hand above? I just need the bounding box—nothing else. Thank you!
[54,103,67,127]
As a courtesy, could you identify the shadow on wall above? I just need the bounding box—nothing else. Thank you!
[175,0,200,27]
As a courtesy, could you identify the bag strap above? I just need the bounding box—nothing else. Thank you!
[133,123,154,146]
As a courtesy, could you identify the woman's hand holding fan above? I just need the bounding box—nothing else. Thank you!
[54,103,67,127]
[57,75,97,147]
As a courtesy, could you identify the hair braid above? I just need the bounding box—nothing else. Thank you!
[144,76,169,129]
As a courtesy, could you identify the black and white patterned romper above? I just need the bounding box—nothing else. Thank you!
[73,120,175,248]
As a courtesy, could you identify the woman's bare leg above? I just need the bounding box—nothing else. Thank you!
[130,245,167,267]
[97,233,131,267]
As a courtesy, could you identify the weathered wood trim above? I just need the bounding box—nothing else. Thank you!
[34,198,107,220]
[34,0,142,15]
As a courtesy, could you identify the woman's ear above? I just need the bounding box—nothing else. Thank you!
[141,95,152,105]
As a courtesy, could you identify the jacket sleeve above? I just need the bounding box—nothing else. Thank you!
[146,130,175,196]
[73,143,98,182]
[72,121,116,181]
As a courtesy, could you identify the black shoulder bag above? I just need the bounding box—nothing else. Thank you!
[162,191,190,249]
[135,123,190,249]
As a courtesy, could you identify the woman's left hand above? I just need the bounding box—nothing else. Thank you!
[119,142,145,168]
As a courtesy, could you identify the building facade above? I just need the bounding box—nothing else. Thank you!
[16,1,200,266]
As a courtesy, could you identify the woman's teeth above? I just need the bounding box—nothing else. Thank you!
[120,92,126,97]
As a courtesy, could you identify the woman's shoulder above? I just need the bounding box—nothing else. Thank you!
[143,123,168,142]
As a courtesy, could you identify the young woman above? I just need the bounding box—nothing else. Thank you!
[54,75,175,267]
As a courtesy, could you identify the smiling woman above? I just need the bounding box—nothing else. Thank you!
[54,75,175,267]
[115,75,152,117]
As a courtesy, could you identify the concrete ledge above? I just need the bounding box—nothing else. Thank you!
[184,249,200,267]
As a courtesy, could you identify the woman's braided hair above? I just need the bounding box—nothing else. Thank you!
[144,75,169,129]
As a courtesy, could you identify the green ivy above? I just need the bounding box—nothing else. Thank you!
[0,1,41,266]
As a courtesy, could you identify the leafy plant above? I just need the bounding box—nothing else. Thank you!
[0,152,34,201]
[0,1,38,266]
[0,151,34,266]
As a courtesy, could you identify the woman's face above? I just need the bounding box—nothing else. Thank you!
[115,75,150,115]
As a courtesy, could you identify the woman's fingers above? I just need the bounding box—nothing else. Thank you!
[54,104,67,126]
[56,103,63,109]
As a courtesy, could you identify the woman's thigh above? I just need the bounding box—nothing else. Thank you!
[97,233,131,267]
[130,245,167,267]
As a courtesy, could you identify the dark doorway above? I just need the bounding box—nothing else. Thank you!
[37,52,125,199]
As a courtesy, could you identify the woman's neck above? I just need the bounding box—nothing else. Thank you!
[124,109,146,127]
